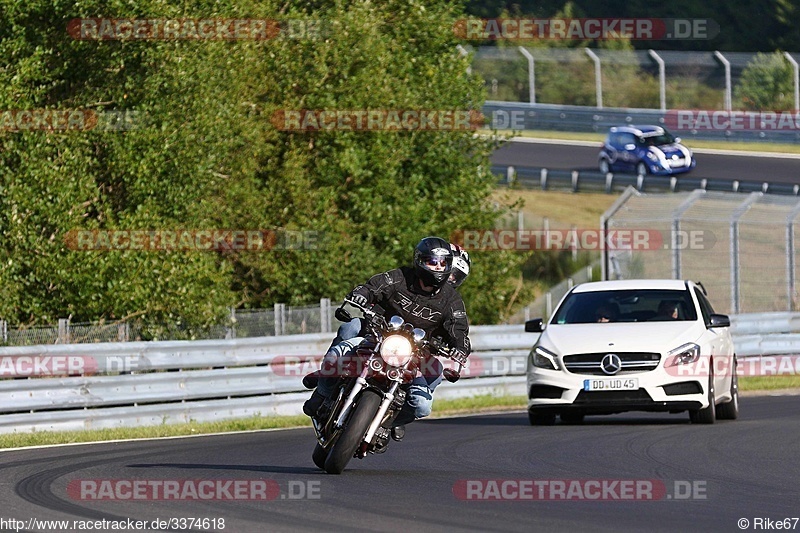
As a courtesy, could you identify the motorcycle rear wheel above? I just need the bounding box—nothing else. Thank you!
[324,390,382,474]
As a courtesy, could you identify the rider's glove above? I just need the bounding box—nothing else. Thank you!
[350,293,368,308]
[450,348,469,367]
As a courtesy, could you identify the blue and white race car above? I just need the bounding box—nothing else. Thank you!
[598,125,696,176]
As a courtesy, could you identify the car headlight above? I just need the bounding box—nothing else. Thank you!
[531,346,561,371]
[668,343,700,365]
[646,152,659,162]
[380,335,414,367]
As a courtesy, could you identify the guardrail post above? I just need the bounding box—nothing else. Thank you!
[540,168,548,190]
[58,318,70,344]
[545,292,553,320]
[320,298,331,333]
[507,165,515,183]
[571,170,579,192]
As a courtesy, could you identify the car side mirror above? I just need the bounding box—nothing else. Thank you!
[624,143,636,150]
[708,314,730,328]
[674,137,682,143]
[525,318,544,333]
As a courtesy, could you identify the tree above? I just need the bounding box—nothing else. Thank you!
[735,52,794,110]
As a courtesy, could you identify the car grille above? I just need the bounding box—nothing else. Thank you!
[563,352,661,375]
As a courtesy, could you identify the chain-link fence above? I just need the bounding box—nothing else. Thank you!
[471,46,800,112]
[0,299,341,346]
[603,187,800,314]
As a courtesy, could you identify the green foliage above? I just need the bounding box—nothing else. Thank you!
[0,0,520,330]
[735,52,794,110]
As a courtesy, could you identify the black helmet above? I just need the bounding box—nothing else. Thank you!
[448,243,471,288]
[413,236,453,289]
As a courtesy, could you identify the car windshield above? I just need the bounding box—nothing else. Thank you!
[552,289,698,324]
[637,131,675,146]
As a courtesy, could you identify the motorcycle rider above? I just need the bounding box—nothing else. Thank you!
[326,241,471,347]
[303,237,471,438]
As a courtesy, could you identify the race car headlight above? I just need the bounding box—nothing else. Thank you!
[668,343,700,365]
[380,335,414,367]
[646,152,659,162]
[531,346,561,371]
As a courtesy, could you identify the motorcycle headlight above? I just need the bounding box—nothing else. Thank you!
[381,335,414,367]
[531,346,561,371]
[668,343,700,365]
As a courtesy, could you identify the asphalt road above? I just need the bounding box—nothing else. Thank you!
[2,394,798,533]
[492,139,800,184]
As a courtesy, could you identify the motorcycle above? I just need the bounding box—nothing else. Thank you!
[303,298,462,474]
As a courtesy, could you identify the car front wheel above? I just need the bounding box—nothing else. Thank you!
[716,357,739,420]
[689,372,716,424]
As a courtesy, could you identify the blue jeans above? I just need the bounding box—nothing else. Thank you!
[316,331,443,426]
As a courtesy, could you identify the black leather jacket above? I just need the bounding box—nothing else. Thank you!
[347,266,471,354]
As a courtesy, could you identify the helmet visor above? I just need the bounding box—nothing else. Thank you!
[423,256,448,271]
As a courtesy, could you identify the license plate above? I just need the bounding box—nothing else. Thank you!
[583,378,639,391]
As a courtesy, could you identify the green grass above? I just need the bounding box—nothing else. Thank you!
[739,375,800,391]
[0,395,527,450]
[482,128,800,154]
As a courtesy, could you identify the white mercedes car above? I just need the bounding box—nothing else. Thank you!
[525,279,738,425]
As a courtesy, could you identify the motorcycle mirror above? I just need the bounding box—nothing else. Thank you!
[412,328,426,343]
[335,307,352,323]
[443,368,460,383]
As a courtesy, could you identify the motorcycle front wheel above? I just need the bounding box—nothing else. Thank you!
[323,390,382,474]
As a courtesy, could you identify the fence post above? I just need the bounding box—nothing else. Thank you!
[714,51,732,112]
[0,320,6,344]
[320,298,331,333]
[226,307,236,340]
[585,48,603,109]
[117,323,129,342]
[518,46,536,104]
[274,303,285,336]
[648,49,666,111]
[787,201,800,310]
[58,318,70,344]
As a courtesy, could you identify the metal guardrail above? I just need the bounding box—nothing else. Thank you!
[494,165,800,197]
[0,314,796,434]
[483,101,800,144]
